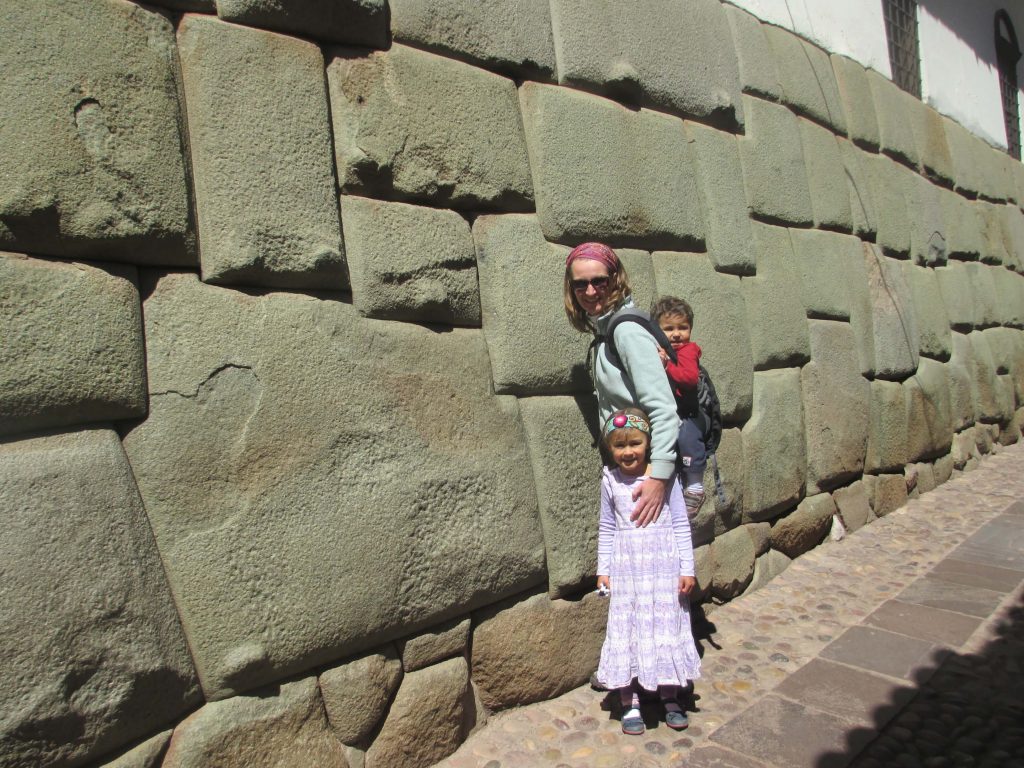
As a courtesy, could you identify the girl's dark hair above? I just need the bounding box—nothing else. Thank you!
[563,262,633,333]
[650,295,694,327]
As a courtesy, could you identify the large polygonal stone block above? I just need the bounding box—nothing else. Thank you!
[831,55,880,149]
[902,262,952,361]
[975,141,1016,203]
[744,223,810,369]
[983,328,1024,400]
[848,241,878,377]
[909,101,955,185]
[742,369,806,521]
[685,121,756,275]
[178,15,344,290]
[799,117,853,232]
[802,320,869,494]
[122,273,546,698]
[838,139,878,238]
[652,252,753,422]
[867,473,909,517]
[164,678,346,768]
[97,730,174,768]
[1,428,200,768]
[866,380,909,473]
[936,261,979,331]
[788,229,864,321]
[978,201,1011,265]
[550,0,742,127]
[769,493,835,559]
[903,171,948,266]
[320,647,402,747]
[341,196,479,325]
[473,214,590,395]
[709,524,756,602]
[864,153,912,256]
[904,358,954,462]
[329,44,533,212]
[944,117,986,198]
[738,95,813,226]
[391,0,556,78]
[941,188,984,260]
[866,69,919,169]
[763,26,845,134]
[998,205,1024,273]
[964,262,1001,328]
[997,269,1024,328]
[724,5,784,101]
[399,617,470,672]
[695,427,744,546]
[968,331,1014,422]
[863,244,920,379]
[0,253,146,437]
[215,0,387,47]
[832,480,872,534]
[519,82,704,248]
[949,333,978,430]
[518,395,602,597]
[0,0,194,265]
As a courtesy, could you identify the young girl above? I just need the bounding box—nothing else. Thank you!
[595,407,701,735]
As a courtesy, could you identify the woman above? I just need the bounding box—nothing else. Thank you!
[564,242,680,526]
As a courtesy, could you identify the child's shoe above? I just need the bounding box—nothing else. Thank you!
[683,488,705,517]
[621,707,645,735]
[663,701,689,731]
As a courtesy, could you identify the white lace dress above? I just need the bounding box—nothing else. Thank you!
[594,467,702,691]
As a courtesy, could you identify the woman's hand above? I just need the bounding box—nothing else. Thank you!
[678,576,696,596]
[630,476,669,527]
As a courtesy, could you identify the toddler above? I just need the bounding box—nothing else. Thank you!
[594,408,701,735]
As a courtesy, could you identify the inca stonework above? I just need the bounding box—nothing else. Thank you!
[2,1,1023,767]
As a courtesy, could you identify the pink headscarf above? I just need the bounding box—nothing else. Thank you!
[565,242,620,272]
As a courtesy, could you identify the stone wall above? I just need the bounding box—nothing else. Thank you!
[2,2,1023,767]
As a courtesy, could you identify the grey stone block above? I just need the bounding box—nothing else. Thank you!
[863,244,920,379]
[866,380,909,472]
[692,543,712,602]
[518,395,602,596]
[472,591,607,710]
[97,730,174,768]
[903,171,948,266]
[519,81,704,248]
[936,261,979,331]
[788,229,865,320]
[904,358,954,461]
[848,240,878,376]
[798,117,853,231]
[473,214,590,395]
[549,0,742,126]
[999,204,1024,273]
[868,473,909,517]
[0,0,194,265]
[867,69,920,169]
[802,320,869,494]
[724,5,784,101]
[975,140,1017,203]
[738,95,813,226]
[968,330,1013,422]
[215,0,386,47]
[652,251,753,422]
[944,116,986,198]
[949,333,978,430]
[121,273,546,698]
[965,261,1002,327]
[832,480,871,534]
[329,44,533,212]
[747,520,771,556]
[696,427,744,546]
[769,493,835,558]
[709,524,756,602]
[978,200,1012,265]
[178,15,344,290]
[831,54,880,149]
[763,25,846,134]
[998,269,1024,328]
[902,262,952,361]
[744,223,810,369]
[984,327,1024,401]
[909,101,955,185]
[685,121,756,275]
[864,153,912,256]
[0,428,200,768]
[742,369,806,521]
[0,253,146,437]
[837,139,878,238]
[940,187,984,260]
[748,548,793,593]
[341,196,479,325]
[399,617,470,672]
[391,0,556,79]
[320,647,402,746]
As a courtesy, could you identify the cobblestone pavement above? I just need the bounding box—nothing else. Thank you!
[436,443,1024,768]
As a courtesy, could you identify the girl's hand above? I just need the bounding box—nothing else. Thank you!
[597,575,611,591]
[631,476,669,527]
[657,346,670,365]
[678,576,696,596]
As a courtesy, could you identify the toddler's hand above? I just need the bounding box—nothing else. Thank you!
[678,576,696,596]
[657,346,670,365]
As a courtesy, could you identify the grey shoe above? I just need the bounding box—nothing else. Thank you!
[664,707,689,730]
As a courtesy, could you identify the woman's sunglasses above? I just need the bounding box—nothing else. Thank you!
[570,276,610,293]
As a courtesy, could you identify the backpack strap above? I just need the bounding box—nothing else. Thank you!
[599,308,677,371]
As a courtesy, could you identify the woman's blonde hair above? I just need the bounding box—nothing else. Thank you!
[563,261,633,333]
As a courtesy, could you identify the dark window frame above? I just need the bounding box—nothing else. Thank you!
[996,10,1022,160]
[883,0,922,98]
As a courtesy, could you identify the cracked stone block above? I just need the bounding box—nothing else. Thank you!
[685,121,756,275]
[903,171,948,267]
[0,0,194,265]
[909,101,955,185]
[164,678,347,768]
[838,138,878,238]
[320,646,402,746]
[902,262,952,361]
[472,591,608,710]
[739,95,813,226]
[799,117,853,232]
[833,480,871,533]
[121,273,546,698]
[215,0,386,47]
[549,0,742,127]
[763,25,845,134]
[0,428,200,768]
[518,395,603,596]
[744,223,810,369]
[849,241,878,377]
[905,358,954,462]
[866,380,909,473]
[998,205,1024,273]
[178,15,344,290]
[519,81,704,249]
[724,5,784,101]
[742,369,806,521]
[941,187,984,260]
[968,330,1013,423]
[710,524,756,602]
[867,69,920,169]
[341,196,480,325]
[788,229,865,321]
[399,617,470,672]
[944,116,986,198]
[652,251,753,423]
[831,54,880,149]
[802,320,869,494]
[863,244,920,380]
[329,43,533,212]
[0,253,146,438]
[936,261,979,331]
[391,0,555,78]
[949,333,978,431]
[696,427,744,546]
[864,153,912,256]
[870,473,910,516]
[769,494,835,558]
[473,214,591,395]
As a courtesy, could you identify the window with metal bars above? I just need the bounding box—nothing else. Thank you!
[883,0,921,97]
[996,10,1021,160]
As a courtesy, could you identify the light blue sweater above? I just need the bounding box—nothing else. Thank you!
[593,299,680,480]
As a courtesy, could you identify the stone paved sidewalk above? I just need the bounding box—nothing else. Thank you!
[436,443,1024,768]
